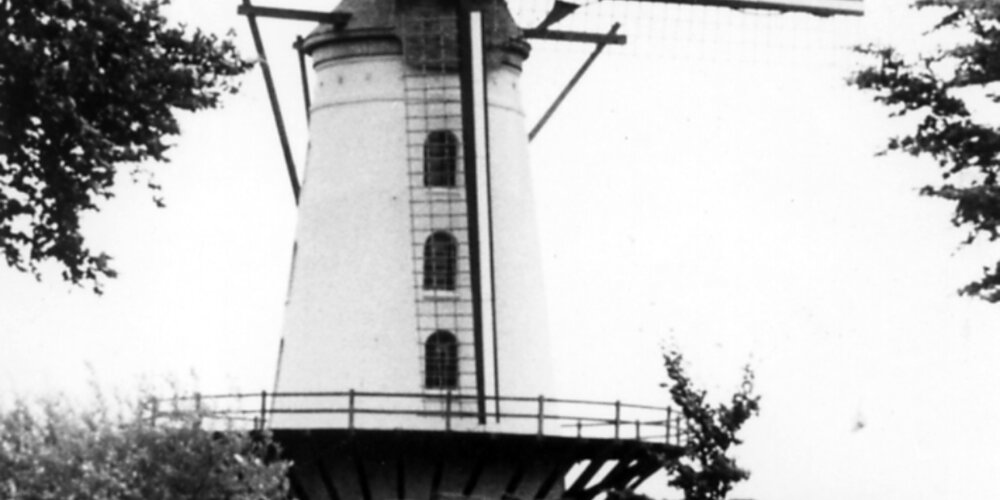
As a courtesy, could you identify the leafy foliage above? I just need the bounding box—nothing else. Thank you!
[660,351,759,500]
[0,0,252,293]
[851,0,1000,302]
[0,395,289,499]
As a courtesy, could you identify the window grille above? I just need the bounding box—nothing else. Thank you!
[423,231,457,290]
[423,130,459,187]
[425,330,458,389]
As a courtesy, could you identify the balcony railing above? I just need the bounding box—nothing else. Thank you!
[146,390,690,447]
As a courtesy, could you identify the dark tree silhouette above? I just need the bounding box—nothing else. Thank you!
[0,0,252,293]
[851,0,1000,302]
[659,351,760,500]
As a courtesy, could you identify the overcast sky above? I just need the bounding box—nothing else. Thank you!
[3,1,1000,499]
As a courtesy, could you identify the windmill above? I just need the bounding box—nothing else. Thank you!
[213,1,866,499]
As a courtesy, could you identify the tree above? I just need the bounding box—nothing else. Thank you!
[851,0,1000,302]
[657,351,760,500]
[0,0,252,293]
[0,394,289,498]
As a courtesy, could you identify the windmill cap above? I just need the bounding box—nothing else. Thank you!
[302,0,530,69]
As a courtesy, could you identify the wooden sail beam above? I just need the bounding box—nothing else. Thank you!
[610,0,863,17]
[524,28,628,45]
[236,4,352,25]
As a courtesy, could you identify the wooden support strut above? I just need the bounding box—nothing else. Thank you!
[535,451,583,500]
[239,0,301,204]
[295,36,311,121]
[565,453,612,496]
[504,462,527,498]
[528,23,621,142]
[578,454,646,500]
[352,449,373,500]
[429,457,445,500]
[462,457,488,497]
[317,457,342,500]
[396,458,406,500]
[625,459,664,492]
[289,471,312,500]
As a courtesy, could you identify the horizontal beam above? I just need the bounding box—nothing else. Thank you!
[236,5,352,25]
[620,0,864,17]
[523,28,627,45]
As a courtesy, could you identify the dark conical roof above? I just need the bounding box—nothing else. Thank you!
[326,0,521,34]
[330,0,397,31]
[303,0,529,67]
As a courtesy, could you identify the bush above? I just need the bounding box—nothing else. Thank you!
[661,351,760,500]
[0,394,289,499]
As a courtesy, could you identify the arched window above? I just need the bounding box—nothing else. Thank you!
[423,231,457,290]
[425,330,458,389]
[423,130,458,187]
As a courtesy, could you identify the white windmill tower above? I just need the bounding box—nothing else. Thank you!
[271,0,549,427]
[225,0,864,499]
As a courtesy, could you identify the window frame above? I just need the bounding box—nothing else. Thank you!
[425,330,459,389]
[423,129,459,188]
[423,231,458,291]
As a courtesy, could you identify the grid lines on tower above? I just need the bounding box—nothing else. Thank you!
[401,12,476,399]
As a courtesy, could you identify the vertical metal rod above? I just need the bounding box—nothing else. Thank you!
[348,389,356,430]
[536,395,545,437]
[528,23,621,142]
[457,1,488,425]
[635,419,641,440]
[259,390,267,429]
[295,36,311,121]
[241,0,301,204]
[576,420,582,438]
[613,400,621,440]
[479,10,501,426]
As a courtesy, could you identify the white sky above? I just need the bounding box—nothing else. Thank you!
[3,1,1000,499]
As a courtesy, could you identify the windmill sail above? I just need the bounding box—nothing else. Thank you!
[530,0,863,23]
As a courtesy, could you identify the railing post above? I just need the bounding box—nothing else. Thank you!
[577,420,582,438]
[666,407,672,445]
[675,415,683,446]
[635,419,641,440]
[260,390,267,430]
[445,390,453,432]
[536,395,545,437]
[194,392,203,429]
[613,400,621,440]
[348,389,356,430]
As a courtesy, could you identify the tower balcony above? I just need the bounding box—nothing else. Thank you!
[148,391,688,500]
[149,390,689,448]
